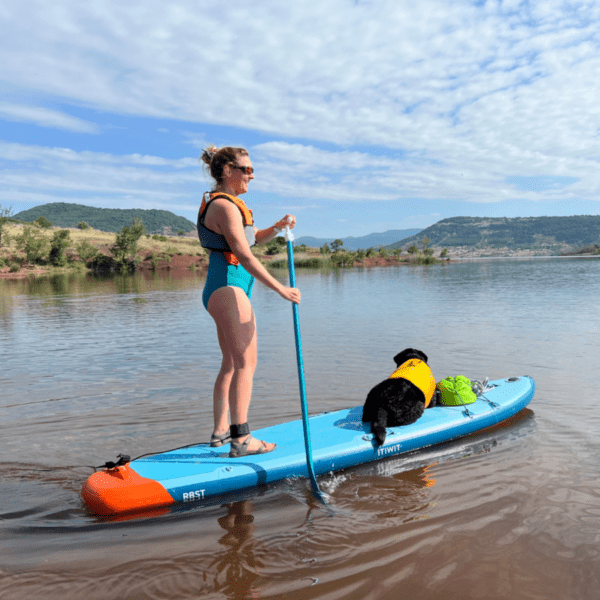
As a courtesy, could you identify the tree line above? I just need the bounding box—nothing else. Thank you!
[264,235,447,268]
[0,207,157,273]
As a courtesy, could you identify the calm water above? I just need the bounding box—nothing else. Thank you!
[1,258,599,599]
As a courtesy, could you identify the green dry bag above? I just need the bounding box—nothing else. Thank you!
[436,375,477,406]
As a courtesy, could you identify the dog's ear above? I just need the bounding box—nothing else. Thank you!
[413,349,428,363]
[393,349,410,366]
[394,348,428,366]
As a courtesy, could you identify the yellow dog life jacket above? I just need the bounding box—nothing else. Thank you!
[389,359,436,408]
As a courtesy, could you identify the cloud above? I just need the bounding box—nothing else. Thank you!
[1,0,600,219]
[0,103,100,134]
[250,140,600,205]
[0,142,201,212]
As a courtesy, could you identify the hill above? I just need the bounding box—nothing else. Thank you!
[13,202,196,234]
[295,229,422,250]
[386,216,600,253]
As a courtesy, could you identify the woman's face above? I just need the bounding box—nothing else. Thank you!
[225,154,254,196]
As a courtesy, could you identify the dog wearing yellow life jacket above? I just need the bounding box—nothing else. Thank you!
[362,348,439,446]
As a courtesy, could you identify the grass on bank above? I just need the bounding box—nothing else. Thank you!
[0,220,446,277]
[267,249,444,269]
[0,222,207,275]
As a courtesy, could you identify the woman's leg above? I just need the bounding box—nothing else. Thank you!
[212,323,234,436]
[207,286,274,452]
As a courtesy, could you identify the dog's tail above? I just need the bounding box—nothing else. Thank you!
[371,407,388,446]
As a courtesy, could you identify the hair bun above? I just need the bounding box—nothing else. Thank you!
[201,145,218,165]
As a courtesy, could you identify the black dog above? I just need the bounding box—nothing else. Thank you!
[362,348,438,446]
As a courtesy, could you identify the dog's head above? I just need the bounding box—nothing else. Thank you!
[393,348,428,367]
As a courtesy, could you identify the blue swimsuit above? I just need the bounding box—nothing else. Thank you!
[202,252,255,310]
[198,193,256,310]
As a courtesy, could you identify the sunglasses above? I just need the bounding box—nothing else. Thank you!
[231,165,254,175]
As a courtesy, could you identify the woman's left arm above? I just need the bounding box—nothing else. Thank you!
[255,214,296,245]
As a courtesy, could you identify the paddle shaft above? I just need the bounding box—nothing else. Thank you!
[285,230,324,500]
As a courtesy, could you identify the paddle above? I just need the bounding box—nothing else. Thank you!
[284,223,326,502]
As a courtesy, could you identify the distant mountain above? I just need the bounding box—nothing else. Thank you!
[295,229,422,250]
[385,216,600,250]
[13,202,196,234]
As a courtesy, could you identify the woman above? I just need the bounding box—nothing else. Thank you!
[198,145,300,458]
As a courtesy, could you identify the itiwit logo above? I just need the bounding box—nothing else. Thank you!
[377,443,402,457]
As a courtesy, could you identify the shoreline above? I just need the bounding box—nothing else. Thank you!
[3,248,597,281]
[1,220,595,281]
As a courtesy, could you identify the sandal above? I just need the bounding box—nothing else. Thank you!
[210,431,232,447]
[229,435,276,458]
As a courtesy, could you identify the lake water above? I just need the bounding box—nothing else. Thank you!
[1,257,599,599]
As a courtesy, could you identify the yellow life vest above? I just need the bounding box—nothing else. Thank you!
[389,359,436,408]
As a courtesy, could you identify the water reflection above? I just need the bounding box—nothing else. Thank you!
[0,268,208,308]
[211,501,262,600]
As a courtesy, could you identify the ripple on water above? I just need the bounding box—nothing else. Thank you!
[3,260,600,599]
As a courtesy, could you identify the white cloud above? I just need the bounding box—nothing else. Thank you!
[0,103,100,133]
[0,142,201,213]
[1,0,600,215]
[250,139,600,204]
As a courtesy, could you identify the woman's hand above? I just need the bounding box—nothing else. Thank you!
[275,214,296,230]
[278,286,301,304]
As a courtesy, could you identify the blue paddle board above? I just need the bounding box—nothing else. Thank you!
[82,376,534,515]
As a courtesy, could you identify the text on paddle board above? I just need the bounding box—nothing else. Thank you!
[377,443,402,456]
[183,489,206,501]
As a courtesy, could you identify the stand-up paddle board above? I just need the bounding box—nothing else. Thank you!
[82,376,534,515]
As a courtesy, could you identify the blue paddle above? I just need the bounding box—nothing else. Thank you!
[284,224,326,502]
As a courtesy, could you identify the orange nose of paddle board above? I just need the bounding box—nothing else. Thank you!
[82,464,175,516]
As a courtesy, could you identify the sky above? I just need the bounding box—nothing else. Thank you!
[1,0,600,239]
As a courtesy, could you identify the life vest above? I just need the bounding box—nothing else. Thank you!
[389,359,436,408]
[197,193,255,266]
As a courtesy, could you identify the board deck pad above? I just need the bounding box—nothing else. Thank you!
[82,376,534,515]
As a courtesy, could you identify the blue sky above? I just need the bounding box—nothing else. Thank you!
[1,0,599,238]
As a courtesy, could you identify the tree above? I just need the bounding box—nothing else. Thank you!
[112,218,145,267]
[49,230,72,265]
[15,226,50,264]
[331,239,344,253]
[34,216,53,229]
[76,240,99,262]
[0,205,13,247]
[331,251,353,267]
[421,236,431,251]
[265,236,286,255]
[320,243,331,254]
[407,245,419,254]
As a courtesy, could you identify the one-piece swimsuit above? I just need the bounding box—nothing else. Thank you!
[197,193,256,310]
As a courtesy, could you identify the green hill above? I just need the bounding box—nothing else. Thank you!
[13,202,196,234]
[387,216,600,252]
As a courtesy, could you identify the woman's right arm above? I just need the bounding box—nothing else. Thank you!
[209,199,301,304]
